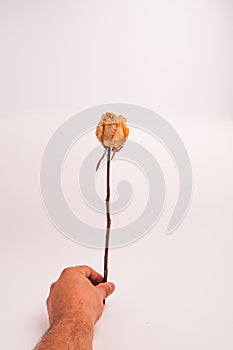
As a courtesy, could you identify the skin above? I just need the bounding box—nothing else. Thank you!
[34,265,115,350]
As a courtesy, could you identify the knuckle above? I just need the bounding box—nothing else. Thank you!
[49,282,56,293]
[46,296,50,307]
[78,265,89,270]
[61,267,73,276]
[51,281,56,288]
[77,265,91,275]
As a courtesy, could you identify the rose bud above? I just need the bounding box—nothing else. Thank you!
[95,112,129,171]
[96,112,129,151]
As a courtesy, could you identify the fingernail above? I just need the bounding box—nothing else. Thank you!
[109,283,115,291]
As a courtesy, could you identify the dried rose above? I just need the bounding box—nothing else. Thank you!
[96,112,129,152]
[95,112,129,170]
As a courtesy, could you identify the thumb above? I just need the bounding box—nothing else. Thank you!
[96,282,115,299]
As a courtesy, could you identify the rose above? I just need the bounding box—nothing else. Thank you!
[96,112,129,152]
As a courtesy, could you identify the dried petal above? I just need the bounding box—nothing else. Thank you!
[96,112,129,151]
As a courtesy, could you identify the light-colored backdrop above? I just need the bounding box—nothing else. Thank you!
[0,1,233,349]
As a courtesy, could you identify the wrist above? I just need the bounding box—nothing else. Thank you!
[54,315,95,330]
[56,317,94,349]
[51,310,95,328]
[35,317,94,350]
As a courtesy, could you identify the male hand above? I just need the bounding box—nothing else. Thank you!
[46,265,115,327]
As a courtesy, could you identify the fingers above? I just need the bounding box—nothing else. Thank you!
[59,265,109,287]
[96,282,115,299]
[76,265,104,285]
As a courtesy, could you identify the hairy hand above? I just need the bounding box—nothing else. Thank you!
[46,265,115,327]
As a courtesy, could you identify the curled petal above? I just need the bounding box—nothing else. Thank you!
[96,112,129,153]
[96,125,104,142]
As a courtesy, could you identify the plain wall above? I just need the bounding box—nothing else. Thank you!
[0,1,233,349]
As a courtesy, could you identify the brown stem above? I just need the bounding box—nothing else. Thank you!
[103,147,111,283]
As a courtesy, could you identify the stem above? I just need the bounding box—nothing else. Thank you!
[103,147,111,283]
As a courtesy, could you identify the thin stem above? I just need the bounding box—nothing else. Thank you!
[103,147,111,283]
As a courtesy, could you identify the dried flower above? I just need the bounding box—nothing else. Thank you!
[96,112,129,153]
[95,112,129,287]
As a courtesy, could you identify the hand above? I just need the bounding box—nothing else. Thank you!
[46,265,115,327]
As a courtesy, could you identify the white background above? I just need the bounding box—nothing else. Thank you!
[0,1,233,349]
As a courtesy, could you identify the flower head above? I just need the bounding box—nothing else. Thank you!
[96,112,129,152]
